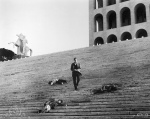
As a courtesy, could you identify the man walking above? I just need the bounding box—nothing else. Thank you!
[71,58,82,91]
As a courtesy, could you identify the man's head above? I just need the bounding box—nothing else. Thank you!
[74,57,77,63]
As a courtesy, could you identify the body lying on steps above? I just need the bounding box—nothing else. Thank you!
[92,83,121,94]
[48,79,67,85]
[38,98,67,113]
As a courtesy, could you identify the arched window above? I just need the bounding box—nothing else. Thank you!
[95,0,103,9]
[95,14,103,32]
[135,3,146,24]
[107,34,117,43]
[121,32,132,41]
[120,0,129,2]
[107,11,117,29]
[120,7,131,26]
[107,0,116,6]
[94,37,104,45]
[136,29,148,38]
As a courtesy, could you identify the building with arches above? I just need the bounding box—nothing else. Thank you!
[89,0,150,46]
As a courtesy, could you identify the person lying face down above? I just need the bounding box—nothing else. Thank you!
[38,98,67,113]
[48,79,67,85]
[38,101,55,113]
[92,84,118,94]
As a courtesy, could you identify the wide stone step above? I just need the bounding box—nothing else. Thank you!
[14,110,150,116]
[0,115,139,119]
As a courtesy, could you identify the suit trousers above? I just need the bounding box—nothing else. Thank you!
[72,72,80,90]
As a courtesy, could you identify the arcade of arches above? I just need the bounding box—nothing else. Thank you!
[95,0,130,9]
[94,2,149,45]
[94,29,148,45]
[95,3,147,32]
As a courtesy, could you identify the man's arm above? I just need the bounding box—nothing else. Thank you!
[71,63,74,71]
[78,63,81,69]
[76,63,81,72]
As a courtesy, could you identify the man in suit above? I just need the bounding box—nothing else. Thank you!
[71,58,82,91]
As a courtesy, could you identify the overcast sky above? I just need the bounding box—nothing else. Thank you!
[0,0,89,56]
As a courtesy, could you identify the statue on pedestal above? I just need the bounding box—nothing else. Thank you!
[9,33,32,58]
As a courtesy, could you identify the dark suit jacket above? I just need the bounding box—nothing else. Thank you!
[71,62,82,76]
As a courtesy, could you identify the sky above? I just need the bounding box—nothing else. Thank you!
[0,0,89,56]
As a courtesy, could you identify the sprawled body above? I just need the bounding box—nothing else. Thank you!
[48,79,67,85]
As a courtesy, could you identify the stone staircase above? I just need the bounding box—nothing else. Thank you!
[0,37,150,119]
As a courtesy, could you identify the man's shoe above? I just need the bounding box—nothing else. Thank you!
[74,89,78,91]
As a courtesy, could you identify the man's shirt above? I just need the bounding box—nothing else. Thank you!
[71,62,81,72]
